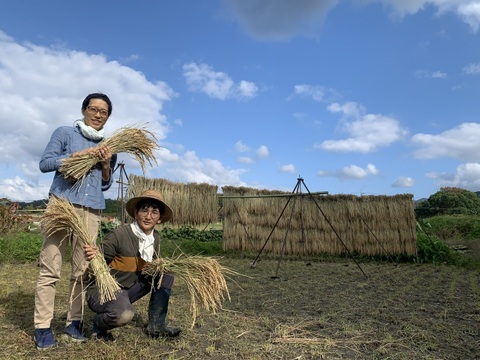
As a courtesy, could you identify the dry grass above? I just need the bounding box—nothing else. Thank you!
[59,126,159,183]
[128,175,219,225]
[222,186,417,257]
[40,196,120,303]
[0,258,479,359]
[142,255,241,328]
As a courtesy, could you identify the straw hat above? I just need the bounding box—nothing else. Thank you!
[125,190,173,223]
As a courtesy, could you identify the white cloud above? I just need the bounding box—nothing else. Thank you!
[412,122,480,162]
[317,102,408,153]
[0,177,49,202]
[432,71,447,78]
[0,32,249,200]
[367,163,380,176]
[159,150,248,187]
[238,156,254,164]
[366,1,480,32]
[338,164,379,179]
[318,163,379,180]
[427,162,480,191]
[279,164,296,173]
[256,145,270,159]
[237,80,259,98]
[235,140,250,153]
[327,102,365,118]
[183,62,257,100]
[415,69,447,79]
[0,32,175,166]
[458,1,480,32]
[392,176,415,188]
[292,84,325,102]
[463,62,480,74]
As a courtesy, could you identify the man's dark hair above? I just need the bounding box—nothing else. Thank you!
[136,199,165,213]
[81,93,113,116]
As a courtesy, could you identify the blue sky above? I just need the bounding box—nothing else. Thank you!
[1,0,480,202]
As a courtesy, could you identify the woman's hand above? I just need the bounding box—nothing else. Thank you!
[84,244,100,261]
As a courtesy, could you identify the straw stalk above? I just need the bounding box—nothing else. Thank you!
[142,255,238,328]
[40,196,120,304]
[60,125,159,183]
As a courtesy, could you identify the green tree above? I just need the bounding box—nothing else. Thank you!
[415,187,480,218]
[104,198,123,216]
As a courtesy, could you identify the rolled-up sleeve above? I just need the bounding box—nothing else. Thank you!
[101,154,117,191]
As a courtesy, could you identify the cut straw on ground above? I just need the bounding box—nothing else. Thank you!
[142,254,241,328]
[40,196,121,304]
[59,125,159,183]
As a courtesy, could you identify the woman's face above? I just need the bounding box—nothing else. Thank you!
[82,98,110,130]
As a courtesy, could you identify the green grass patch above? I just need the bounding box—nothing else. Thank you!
[1,222,478,268]
[0,231,43,263]
[426,214,480,240]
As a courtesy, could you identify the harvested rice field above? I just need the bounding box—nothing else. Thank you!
[1,258,479,359]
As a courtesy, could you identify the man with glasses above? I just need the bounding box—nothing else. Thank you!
[34,93,117,350]
[83,190,181,341]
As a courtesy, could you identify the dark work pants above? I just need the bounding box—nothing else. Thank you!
[87,273,174,330]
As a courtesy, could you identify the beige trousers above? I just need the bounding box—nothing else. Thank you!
[34,204,100,329]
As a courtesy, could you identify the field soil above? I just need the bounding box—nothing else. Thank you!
[0,257,479,360]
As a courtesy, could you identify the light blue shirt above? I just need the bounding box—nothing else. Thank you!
[39,124,117,210]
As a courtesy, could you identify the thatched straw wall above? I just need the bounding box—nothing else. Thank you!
[128,175,218,225]
[221,186,417,256]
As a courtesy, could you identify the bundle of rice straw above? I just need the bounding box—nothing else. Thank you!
[40,196,121,304]
[142,254,239,328]
[59,125,159,183]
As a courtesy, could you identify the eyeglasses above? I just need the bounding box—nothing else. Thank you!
[86,106,109,118]
[138,208,161,218]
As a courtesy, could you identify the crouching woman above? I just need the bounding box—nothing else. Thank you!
[84,190,181,340]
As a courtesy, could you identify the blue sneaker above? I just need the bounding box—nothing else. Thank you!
[64,320,88,342]
[34,328,57,350]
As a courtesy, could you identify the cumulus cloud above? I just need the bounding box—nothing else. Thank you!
[432,71,447,79]
[318,163,379,180]
[463,62,480,74]
[392,176,415,188]
[338,164,379,179]
[364,0,480,32]
[412,123,480,162]
[0,176,49,202]
[256,145,270,159]
[414,69,448,79]
[427,163,480,191]
[238,156,254,164]
[235,140,250,153]
[316,102,408,153]
[291,84,326,102]
[279,164,296,173]
[183,62,258,100]
[457,1,480,32]
[237,80,259,98]
[158,150,248,188]
[0,32,248,200]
